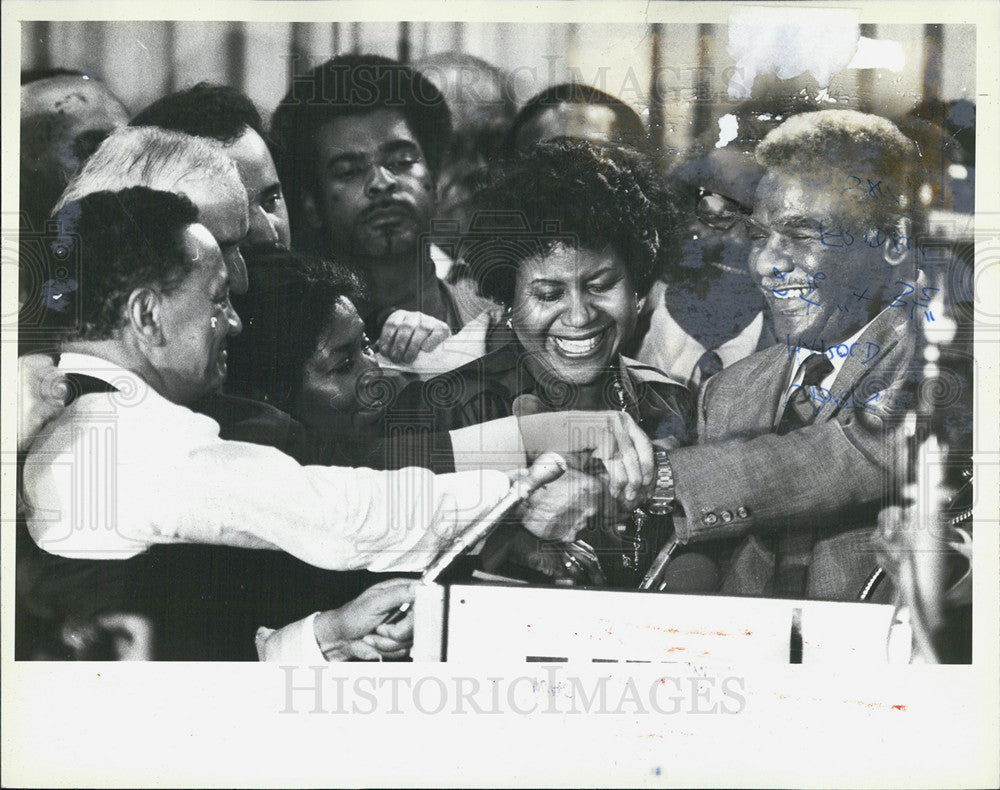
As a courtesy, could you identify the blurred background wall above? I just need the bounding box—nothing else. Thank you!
[21,20,975,159]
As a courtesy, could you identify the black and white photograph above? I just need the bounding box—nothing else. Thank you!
[3,1,998,787]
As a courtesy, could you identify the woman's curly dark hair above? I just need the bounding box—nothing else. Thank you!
[227,249,366,412]
[463,137,681,305]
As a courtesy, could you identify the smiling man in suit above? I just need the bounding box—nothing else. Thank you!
[658,110,928,600]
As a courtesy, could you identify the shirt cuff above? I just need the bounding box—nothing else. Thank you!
[255,612,327,663]
[448,416,527,471]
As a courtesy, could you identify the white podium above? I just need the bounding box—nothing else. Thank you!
[413,582,907,664]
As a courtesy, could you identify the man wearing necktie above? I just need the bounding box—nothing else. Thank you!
[632,101,822,394]
[654,109,936,600]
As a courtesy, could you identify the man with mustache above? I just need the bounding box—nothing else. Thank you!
[633,100,819,394]
[654,110,939,601]
[272,54,493,365]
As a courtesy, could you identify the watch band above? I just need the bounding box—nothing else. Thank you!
[647,449,676,515]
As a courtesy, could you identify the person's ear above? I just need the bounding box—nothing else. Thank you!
[883,216,912,268]
[301,189,323,230]
[125,288,164,345]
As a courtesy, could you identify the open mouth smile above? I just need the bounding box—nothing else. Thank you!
[549,327,610,357]
[766,283,813,300]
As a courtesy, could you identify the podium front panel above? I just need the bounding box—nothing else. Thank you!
[413,583,902,664]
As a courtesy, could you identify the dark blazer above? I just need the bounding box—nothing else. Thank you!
[388,325,694,443]
[667,307,922,599]
[386,328,695,583]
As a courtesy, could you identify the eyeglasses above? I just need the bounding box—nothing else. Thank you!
[695,187,754,231]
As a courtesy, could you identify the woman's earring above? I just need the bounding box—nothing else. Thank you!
[634,292,642,314]
[505,305,514,330]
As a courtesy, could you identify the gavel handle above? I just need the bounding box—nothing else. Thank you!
[379,453,568,626]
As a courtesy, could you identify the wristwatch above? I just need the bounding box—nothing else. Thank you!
[646,449,676,515]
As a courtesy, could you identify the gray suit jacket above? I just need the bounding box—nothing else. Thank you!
[667,307,917,599]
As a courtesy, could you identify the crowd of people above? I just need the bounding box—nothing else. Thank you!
[15,50,975,662]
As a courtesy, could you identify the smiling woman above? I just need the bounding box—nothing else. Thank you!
[386,138,695,586]
[397,137,690,437]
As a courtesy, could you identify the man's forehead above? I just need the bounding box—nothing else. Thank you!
[226,128,279,184]
[756,167,877,221]
[317,109,419,153]
[688,148,763,207]
[179,179,249,233]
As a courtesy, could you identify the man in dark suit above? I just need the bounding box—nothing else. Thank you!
[659,109,934,600]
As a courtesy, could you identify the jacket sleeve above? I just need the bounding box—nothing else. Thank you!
[668,389,903,544]
[669,418,892,542]
[666,317,916,544]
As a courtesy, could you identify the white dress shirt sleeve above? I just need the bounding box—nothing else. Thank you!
[141,438,513,571]
[24,392,513,571]
[255,613,326,663]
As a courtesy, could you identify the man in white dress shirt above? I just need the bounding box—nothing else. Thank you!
[19,186,580,661]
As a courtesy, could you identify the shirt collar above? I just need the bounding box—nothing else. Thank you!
[653,305,764,386]
[57,352,154,400]
[429,243,455,281]
[787,307,891,391]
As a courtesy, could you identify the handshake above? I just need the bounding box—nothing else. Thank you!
[487,407,672,583]
[514,404,666,536]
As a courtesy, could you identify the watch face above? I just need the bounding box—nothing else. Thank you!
[647,500,674,516]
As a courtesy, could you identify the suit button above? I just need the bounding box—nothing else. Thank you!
[721,510,734,523]
[736,507,749,519]
[703,512,719,526]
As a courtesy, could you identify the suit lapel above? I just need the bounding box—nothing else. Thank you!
[763,345,799,429]
[820,309,910,423]
[706,344,794,438]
